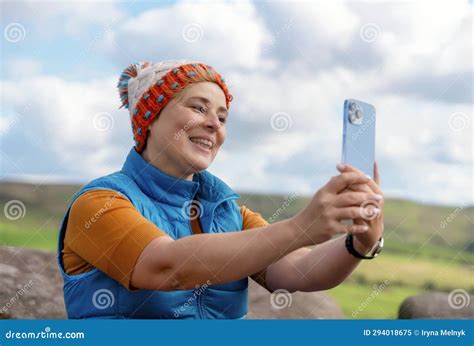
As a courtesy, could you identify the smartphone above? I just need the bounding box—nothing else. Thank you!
[341,99,376,178]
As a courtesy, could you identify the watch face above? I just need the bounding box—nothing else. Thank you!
[370,238,384,257]
[373,246,383,257]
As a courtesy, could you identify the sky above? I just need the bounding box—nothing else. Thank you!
[0,0,472,207]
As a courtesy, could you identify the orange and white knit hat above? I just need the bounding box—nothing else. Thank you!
[117,59,233,152]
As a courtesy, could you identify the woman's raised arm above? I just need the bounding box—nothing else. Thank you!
[131,170,377,291]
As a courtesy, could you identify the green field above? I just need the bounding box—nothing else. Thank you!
[327,252,473,319]
[0,222,58,250]
[0,181,472,319]
[328,283,424,319]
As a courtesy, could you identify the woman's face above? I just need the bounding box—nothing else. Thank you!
[141,82,228,180]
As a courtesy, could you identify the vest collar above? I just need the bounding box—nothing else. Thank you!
[121,148,238,207]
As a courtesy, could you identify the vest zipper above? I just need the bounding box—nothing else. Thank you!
[193,194,238,318]
[196,287,203,318]
[196,285,207,319]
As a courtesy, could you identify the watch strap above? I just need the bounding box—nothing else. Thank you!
[345,234,382,260]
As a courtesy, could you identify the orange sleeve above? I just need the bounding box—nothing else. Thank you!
[63,189,168,291]
[240,205,269,230]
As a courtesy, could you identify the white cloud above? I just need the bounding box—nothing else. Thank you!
[3,58,42,78]
[98,0,274,70]
[348,0,472,101]
[1,74,132,180]
[256,0,471,102]
[1,0,124,39]
[264,1,359,49]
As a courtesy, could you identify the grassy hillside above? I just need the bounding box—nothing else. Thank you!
[0,182,81,250]
[0,181,472,319]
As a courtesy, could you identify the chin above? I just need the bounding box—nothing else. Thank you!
[184,154,212,172]
[193,159,212,172]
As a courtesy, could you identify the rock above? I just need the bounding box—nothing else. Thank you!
[247,279,345,319]
[0,246,344,319]
[399,292,474,319]
[0,246,66,319]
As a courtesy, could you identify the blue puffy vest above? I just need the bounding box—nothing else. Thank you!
[57,148,248,319]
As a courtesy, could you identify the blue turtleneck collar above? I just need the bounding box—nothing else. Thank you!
[121,148,238,207]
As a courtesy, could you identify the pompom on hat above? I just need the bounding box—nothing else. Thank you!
[117,59,233,153]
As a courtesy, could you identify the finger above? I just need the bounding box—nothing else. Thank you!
[353,218,369,226]
[349,182,383,199]
[337,163,363,174]
[334,192,383,208]
[338,221,369,234]
[374,160,380,185]
[343,183,372,194]
[337,164,381,195]
[326,172,371,194]
[333,205,381,221]
[358,201,382,220]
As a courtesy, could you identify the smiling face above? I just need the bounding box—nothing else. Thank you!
[141,82,229,181]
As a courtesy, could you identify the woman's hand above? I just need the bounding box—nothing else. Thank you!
[336,161,384,253]
[292,170,383,245]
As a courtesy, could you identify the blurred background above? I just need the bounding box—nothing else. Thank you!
[0,0,472,319]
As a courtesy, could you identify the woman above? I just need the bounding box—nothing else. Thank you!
[57,60,384,319]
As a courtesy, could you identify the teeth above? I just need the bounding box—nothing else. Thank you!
[190,137,213,149]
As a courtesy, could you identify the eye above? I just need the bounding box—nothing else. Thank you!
[192,105,207,113]
[219,117,227,124]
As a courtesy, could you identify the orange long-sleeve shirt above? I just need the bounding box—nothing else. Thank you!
[62,189,270,291]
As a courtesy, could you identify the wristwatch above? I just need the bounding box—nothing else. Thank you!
[345,234,384,259]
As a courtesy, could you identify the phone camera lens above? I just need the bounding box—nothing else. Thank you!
[349,102,356,111]
[355,110,363,119]
[350,113,358,123]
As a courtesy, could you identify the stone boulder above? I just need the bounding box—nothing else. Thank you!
[247,279,345,319]
[399,292,474,319]
[0,246,66,319]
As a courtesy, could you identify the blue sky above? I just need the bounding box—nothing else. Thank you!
[0,0,472,206]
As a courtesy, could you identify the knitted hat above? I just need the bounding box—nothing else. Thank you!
[117,59,233,152]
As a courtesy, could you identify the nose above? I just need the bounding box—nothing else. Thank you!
[204,111,221,131]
